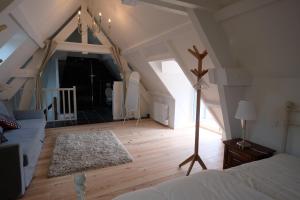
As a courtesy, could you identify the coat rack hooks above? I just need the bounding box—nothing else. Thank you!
[179,45,208,176]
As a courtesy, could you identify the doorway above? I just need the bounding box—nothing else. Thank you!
[58,56,121,125]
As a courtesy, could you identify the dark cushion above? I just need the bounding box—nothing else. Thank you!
[0,113,21,130]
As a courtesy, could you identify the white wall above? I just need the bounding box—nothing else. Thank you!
[220,0,300,151]
[150,92,176,128]
[123,21,224,129]
[42,57,59,89]
[246,77,300,152]
[222,0,300,78]
[41,57,59,113]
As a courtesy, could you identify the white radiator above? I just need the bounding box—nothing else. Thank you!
[153,102,168,125]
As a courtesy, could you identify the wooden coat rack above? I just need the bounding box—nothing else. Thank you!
[179,45,208,176]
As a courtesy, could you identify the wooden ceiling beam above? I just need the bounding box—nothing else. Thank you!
[55,42,111,55]
[139,0,187,15]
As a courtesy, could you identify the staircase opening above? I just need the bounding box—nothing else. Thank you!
[44,52,122,128]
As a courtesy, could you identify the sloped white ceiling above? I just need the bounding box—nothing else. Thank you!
[218,0,239,8]
[88,0,189,49]
[17,0,80,42]
[222,0,300,77]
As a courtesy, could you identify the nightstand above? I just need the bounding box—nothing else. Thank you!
[223,138,276,169]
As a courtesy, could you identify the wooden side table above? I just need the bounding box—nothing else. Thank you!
[223,138,276,169]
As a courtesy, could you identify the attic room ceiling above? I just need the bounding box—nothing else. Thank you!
[154,0,239,9]
[1,0,241,51]
[15,0,80,43]
[88,0,189,49]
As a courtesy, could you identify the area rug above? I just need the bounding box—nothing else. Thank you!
[48,130,133,177]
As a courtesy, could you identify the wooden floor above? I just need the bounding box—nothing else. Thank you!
[22,119,224,200]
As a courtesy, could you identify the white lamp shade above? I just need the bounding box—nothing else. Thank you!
[235,100,256,120]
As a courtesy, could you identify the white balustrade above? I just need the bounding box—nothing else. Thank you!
[42,86,77,122]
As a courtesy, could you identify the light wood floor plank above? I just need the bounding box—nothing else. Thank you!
[22,119,223,200]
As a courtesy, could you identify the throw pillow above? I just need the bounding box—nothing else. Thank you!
[0,126,8,144]
[0,113,21,130]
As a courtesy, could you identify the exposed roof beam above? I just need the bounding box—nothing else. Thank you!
[0,78,26,100]
[139,0,187,16]
[14,68,36,78]
[136,0,220,16]
[55,42,111,54]
[123,21,191,55]
[85,12,112,47]
[159,0,219,11]
[215,0,278,22]
[53,13,78,42]
[0,82,11,92]
[81,1,88,54]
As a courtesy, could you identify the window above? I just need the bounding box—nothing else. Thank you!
[0,33,26,67]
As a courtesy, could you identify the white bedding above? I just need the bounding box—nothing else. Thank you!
[227,154,300,200]
[114,154,300,200]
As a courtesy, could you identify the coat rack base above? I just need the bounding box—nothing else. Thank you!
[179,154,207,176]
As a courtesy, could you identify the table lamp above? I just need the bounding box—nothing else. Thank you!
[235,100,256,148]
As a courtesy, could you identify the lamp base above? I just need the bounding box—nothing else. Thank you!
[237,140,251,149]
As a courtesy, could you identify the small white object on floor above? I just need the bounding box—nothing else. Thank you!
[74,173,86,200]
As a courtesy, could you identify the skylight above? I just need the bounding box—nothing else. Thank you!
[0,33,27,67]
[161,60,183,74]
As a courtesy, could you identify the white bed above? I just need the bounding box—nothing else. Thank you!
[114,102,300,200]
[114,154,300,200]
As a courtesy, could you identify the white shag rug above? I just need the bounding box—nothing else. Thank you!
[48,130,133,177]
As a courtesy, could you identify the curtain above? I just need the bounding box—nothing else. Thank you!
[35,40,53,110]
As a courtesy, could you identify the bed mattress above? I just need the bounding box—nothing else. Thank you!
[114,154,300,200]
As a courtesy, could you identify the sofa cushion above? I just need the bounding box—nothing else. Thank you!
[4,128,40,154]
[17,119,46,141]
[0,113,21,130]
[17,119,46,129]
